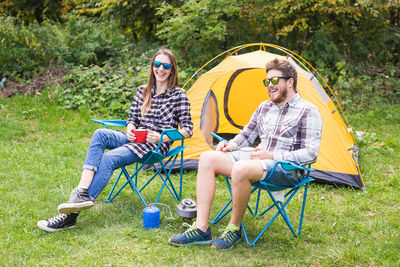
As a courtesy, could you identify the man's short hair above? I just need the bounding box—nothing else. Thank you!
[265,58,298,90]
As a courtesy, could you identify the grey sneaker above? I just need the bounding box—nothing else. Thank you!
[58,188,94,213]
[37,213,79,232]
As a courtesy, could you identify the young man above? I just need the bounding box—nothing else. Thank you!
[169,58,323,249]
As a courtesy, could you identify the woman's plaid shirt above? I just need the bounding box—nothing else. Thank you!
[124,86,193,158]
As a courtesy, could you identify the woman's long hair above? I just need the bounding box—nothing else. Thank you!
[141,47,179,116]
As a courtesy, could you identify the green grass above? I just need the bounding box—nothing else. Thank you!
[0,93,399,266]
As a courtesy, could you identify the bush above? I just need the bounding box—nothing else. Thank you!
[0,15,129,81]
[52,41,192,118]
[53,63,145,118]
[61,16,128,66]
[0,16,65,80]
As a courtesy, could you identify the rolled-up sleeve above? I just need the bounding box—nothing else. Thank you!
[175,89,193,136]
[126,86,143,127]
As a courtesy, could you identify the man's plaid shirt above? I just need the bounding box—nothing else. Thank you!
[229,93,323,165]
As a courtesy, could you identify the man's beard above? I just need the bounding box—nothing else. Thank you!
[270,86,288,105]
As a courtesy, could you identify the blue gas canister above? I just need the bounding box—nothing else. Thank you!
[143,205,160,229]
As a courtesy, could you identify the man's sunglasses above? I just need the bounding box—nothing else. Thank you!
[152,61,172,70]
[263,76,291,87]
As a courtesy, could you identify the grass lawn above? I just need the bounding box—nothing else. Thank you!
[0,93,399,266]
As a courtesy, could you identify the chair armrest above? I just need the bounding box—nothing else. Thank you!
[278,161,314,172]
[163,129,185,141]
[155,129,185,151]
[91,119,127,128]
[263,161,314,183]
[210,132,228,142]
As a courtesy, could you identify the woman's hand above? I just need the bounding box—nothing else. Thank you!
[126,123,136,142]
[146,130,170,144]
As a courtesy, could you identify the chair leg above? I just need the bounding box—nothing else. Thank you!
[211,177,258,224]
[248,184,312,245]
[251,206,282,246]
[153,163,180,202]
[105,167,147,207]
[298,182,310,237]
[137,156,181,202]
[158,154,183,201]
[105,169,124,203]
[241,221,251,246]
[127,177,147,206]
[211,177,232,224]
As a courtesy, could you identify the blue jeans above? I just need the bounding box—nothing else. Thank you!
[83,129,140,200]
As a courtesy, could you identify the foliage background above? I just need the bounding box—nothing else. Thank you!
[0,0,399,117]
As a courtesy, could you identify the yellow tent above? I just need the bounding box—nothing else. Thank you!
[179,43,364,189]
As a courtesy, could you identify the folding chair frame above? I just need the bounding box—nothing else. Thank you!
[91,119,186,207]
[210,160,314,247]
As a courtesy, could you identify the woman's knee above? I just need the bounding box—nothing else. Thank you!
[99,151,119,170]
[93,128,109,138]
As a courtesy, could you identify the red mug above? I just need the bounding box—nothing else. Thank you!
[132,129,148,143]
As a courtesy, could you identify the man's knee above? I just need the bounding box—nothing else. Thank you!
[231,161,262,184]
[199,151,219,168]
[231,162,248,183]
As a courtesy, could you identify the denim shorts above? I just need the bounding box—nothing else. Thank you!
[227,151,301,187]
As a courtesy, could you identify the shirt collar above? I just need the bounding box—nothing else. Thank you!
[268,93,301,108]
[152,86,175,96]
[287,93,301,107]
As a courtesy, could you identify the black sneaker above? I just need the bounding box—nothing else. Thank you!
[37,213,79,232]
[58,188,94,213]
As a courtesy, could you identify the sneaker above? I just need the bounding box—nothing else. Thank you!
[169,222,213,247]
[212,224,241,249]
[58,187,94,213]
[37,213,79,232]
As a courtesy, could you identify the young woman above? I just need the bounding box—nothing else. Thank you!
[38,47,193,232]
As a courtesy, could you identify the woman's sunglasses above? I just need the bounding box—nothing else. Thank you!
[263,76,291,87]
[152,61,172,70]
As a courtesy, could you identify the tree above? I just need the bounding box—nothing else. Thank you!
[71,0,164,40]
[156,0,240,65]
[0,0,69,23]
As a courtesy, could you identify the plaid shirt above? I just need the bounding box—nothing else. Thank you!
[124,86,193,158]
[229,93,323,165]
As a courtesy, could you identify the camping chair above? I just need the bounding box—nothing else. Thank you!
[209,133,314,247]
[91,119,187,207]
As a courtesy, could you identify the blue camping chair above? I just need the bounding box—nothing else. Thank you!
[91,119,187,207]
[210,133,314,247]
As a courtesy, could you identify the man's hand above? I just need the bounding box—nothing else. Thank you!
[216,141,233,152]
[252,147,274,160]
